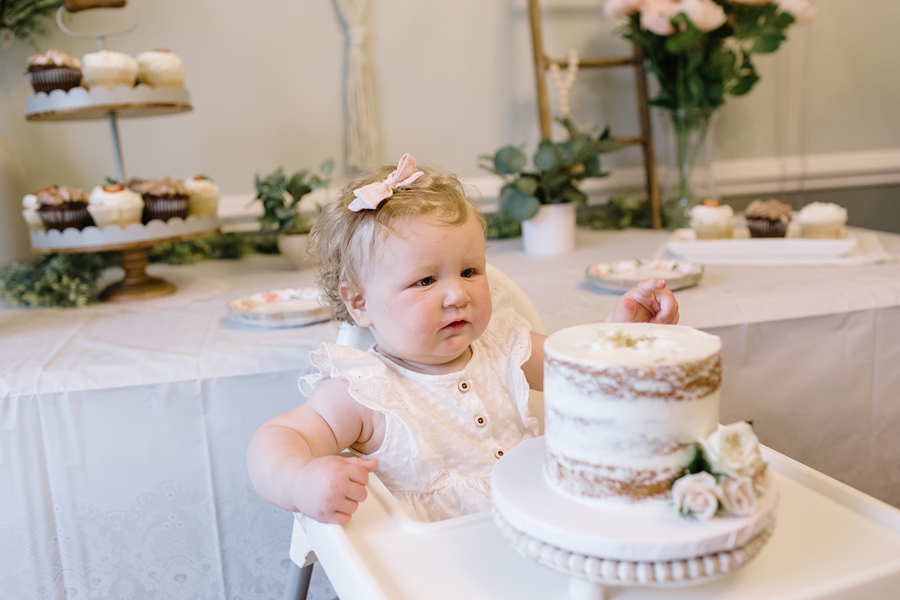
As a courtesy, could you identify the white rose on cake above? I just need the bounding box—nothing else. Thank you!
[699,421,765,479]
[718,476,758,517]
[672,472,720,521]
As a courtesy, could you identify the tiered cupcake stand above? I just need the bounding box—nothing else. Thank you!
[491,438,778,600]
[23,3,217,301]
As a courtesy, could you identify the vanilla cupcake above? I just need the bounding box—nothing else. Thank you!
[88,182,144,228]
[81,50,138,89]
[136,49,185,87]
[24,49,82,94]
[690,199,733,239]
[183,175,219,216]
[22,193,45,231]
[796,202,848,239]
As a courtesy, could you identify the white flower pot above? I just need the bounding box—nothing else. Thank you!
[520,202,576,256]
[276,233,311,269]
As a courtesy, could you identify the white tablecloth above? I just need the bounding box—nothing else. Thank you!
[2,227,899,599]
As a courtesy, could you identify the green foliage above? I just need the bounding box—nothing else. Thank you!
[147,232,254,264]
[621,3,799,111]
[684,443,713,477]
[577,196,652,230]
[0,252,116,308]
[253,160,333,234]
[484,211,521,240]
[480,117,623,222]
[0,0,63,44]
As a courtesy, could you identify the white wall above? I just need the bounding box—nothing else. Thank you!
[1,0,899,263]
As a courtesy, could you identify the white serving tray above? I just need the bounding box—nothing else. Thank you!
[29,215,218,251]
[25,84,191,121]
[585,258,703,293]
[666,228,857,261]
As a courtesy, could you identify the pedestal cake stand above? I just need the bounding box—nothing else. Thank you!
[491,437,778,600]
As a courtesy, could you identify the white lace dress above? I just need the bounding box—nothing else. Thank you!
[298,287,540,522]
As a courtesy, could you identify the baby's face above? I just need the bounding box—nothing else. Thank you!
[351,215,491,374]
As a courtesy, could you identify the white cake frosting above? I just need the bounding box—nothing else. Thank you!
[689,203,733,225]
[88,185,143,207]
[795,201,847,224]
[543,323,721,508]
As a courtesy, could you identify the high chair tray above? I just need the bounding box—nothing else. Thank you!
[292,441,900,599]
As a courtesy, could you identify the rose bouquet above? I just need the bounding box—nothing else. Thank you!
[603,0,815,227]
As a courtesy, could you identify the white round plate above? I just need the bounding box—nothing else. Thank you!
[226,287,331,328]
[585,259,703,293]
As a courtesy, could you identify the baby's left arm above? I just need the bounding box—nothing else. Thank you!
[520,279,679,393]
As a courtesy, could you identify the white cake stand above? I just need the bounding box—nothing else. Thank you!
[491,437,778,600]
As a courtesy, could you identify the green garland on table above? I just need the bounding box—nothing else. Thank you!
[577,196,653,230]
[1,233,258,308]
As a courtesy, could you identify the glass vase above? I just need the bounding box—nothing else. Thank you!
[660,108,718,230]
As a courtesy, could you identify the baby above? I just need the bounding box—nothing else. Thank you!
[247,154,679,524]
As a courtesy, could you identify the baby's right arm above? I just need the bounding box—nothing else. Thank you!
[246,378,381,524]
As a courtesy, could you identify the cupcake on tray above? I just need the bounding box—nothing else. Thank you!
[24,50,83,94]
[88,181,144,228]
[136,49,186,88]
[744,199,792,238]
[183,175,219,217]
[796,202,848,239]
[690,199,733,239]
[32,185,93,232]
[128,177,190,223]
[22,193,45,231]
[81,50,138,89]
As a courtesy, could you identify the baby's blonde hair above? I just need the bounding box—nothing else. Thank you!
[308,162,485,324]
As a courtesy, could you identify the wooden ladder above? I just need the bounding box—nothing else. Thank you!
[528,0,662,229]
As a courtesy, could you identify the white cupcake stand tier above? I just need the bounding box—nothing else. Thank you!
[29,216,219,301]
[491,437,778,600]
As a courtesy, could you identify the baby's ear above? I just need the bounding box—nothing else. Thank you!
[339,282,372,327]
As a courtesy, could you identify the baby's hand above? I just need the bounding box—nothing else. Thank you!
[295,455,378,525]
[604,279,679,325]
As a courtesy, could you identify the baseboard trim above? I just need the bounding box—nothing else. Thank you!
[219,149,900,219]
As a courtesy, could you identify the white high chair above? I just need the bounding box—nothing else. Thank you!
[283,264,546,600]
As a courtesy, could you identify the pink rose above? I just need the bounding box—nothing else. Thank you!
[640,0,678,35]
[679,0,727,32]
[718,476,758,516]
[775,0,816,24]
[604,0,644,19]
[672,472,720,521]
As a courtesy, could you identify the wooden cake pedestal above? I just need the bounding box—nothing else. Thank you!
[491,437,778,600]
[29,216,218,302]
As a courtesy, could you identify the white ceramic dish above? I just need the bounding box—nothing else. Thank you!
[585,258,703,293]
[226,287,331,328]
[666,228,857,261]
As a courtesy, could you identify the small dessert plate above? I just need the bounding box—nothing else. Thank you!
[585,259,703,293]
[226,287,331,328]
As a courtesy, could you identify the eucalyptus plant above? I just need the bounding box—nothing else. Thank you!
[480,117,622,222]
[253,160,333,235]
[0,0,63,44]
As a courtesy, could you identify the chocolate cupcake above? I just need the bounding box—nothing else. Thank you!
[25,50,83,94]
[128,177,190,223]
[744,199,792,238]
[34,186,94,231]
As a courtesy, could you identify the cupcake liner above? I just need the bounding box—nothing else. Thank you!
[87,204,119,228]
[799,222,845,239]
[38,206,94,231]
[22,209,46,231]
[26,68,83,94]
[746,218,788,238]
[137,68,185,88]
[142,196,190,223]
[188,195,219,217]
[692,221,733,240]
[82,65,137,89]
[118,204,144,226]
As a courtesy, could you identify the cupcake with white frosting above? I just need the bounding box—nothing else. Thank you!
[81,50,138,89]
[796,202,847,239]
[22,193,45,231]
[689,199,733,239]
[183,175,219,216]
[136,49,185,88]
[88,182,144,228]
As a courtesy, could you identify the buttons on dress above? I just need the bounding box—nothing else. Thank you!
[475,415,487,428]
[493,448,505,459]
[457,380,471,393]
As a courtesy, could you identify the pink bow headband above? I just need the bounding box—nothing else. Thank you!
[348,153,424,212]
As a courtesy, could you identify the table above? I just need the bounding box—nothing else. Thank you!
[2,226,899,599]
[294,444,900,600]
